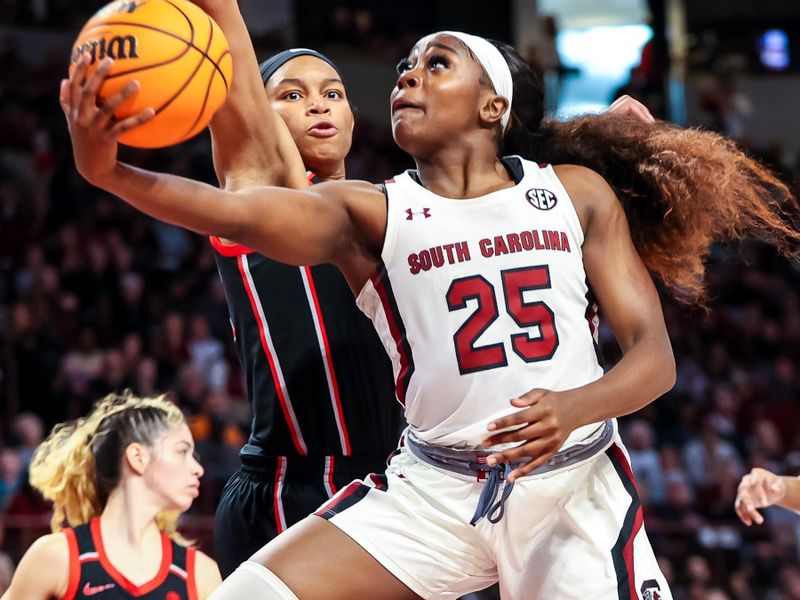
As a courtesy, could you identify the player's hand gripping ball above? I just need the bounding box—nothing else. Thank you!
[69,0,233,148]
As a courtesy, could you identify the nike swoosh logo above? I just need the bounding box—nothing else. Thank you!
[83,582,116,596]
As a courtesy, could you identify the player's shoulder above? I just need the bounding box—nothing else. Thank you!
[552,164,614,198]
[7,532,71,598]
[192,550,222,600]
[193,549,218,571]
[25,531,71,563]
[552,164,620,223]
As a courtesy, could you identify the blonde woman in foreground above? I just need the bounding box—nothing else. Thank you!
[1,392,221,600]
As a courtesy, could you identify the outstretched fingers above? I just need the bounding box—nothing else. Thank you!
[489,439,559,483]
[735,496,763,526]
[486,393,545,433]
[78,57,114,125]
[68,52,91,121]
[98,80,143,127]
[482,417,548,448]
[735,474,764,526]
[110,105,156,137]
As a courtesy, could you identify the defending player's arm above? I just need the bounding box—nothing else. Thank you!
[0,534,69,600]
[483,165,675,480]
[60,57,383,284]
[736,467,800,525]
[191,0,308,191]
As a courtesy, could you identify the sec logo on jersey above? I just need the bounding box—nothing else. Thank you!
[526,188,557,210]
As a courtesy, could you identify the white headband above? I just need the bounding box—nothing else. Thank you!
[439,31,513,131]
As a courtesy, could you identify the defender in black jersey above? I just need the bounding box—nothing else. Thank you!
[204,36,403,577]
[62,518,197,600]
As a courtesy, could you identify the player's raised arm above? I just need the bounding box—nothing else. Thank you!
[192,0,308,190]
[60,54,383,286]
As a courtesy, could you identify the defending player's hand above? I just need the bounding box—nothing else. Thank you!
[59,53,154,186]
[735,467,787,526]
[482,389,581,483]
[607,94,655,123]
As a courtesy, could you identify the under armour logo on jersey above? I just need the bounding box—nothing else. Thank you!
[406,207,431,220]
[526,188,557,210]
[640,579,662,600]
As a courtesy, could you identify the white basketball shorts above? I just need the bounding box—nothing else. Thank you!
[314,433,671,600]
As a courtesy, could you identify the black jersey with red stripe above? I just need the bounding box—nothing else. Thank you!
[210,173,402,461]
[62,518,197,600]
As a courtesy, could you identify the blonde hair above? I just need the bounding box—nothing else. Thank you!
[29,391,191,545]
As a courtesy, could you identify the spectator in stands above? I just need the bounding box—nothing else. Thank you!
[625,418,666,504]
[9,414,43,471]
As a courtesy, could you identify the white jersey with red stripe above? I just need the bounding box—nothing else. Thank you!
[357,156,605,450]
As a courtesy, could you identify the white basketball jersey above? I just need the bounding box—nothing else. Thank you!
[357,157,605,450]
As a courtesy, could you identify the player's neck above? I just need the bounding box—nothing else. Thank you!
[101,485,163,551]
[413,142,512,199]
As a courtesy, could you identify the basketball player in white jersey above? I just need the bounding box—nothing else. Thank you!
[62,24,800,600]
[63,32,675,598]
[188,4,656,599]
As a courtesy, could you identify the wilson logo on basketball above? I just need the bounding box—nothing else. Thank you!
[526,188,557,210]
[68,0,233,148]
[70,35,140,66]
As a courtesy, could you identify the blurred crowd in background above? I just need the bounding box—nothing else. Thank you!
[1,2,800,599]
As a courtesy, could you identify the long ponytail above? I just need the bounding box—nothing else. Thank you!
[493,41,800,304]
[533,116,799,304]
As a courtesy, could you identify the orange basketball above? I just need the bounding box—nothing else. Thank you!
[68,0,233,148]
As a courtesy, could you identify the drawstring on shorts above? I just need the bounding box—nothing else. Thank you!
[470,462,516,525]
[404,419,615,527]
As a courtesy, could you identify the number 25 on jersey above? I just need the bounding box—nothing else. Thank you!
[446,265,559,374]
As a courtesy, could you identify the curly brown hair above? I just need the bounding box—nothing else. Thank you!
[534,115,800,304]
[491,40,800,305]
